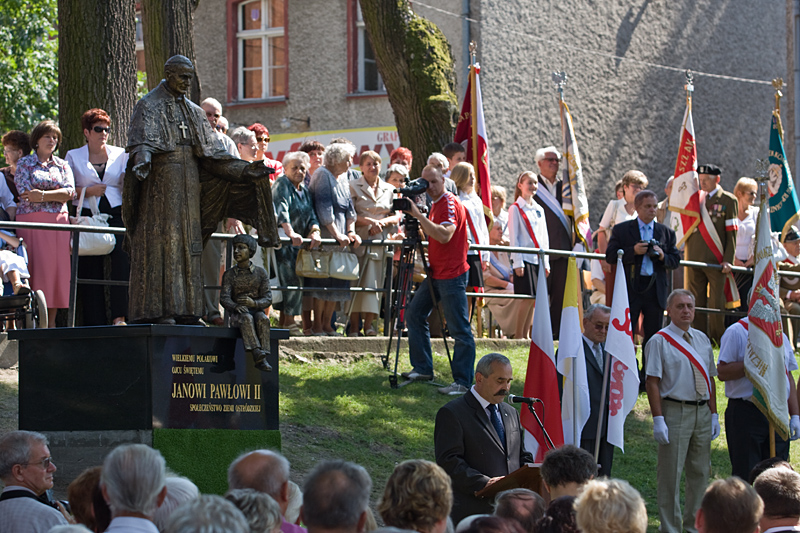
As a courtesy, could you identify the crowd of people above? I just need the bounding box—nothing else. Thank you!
[2,429,798,533]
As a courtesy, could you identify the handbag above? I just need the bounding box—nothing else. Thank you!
[329,250,360,280]
[265,247,282,304]
[295,248,330,279]
[69,188,116,256]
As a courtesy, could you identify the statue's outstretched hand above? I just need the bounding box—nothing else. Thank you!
[242,161,276,182]
[132,151,152,181]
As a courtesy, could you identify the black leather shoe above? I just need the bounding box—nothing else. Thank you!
[254,360,273,372]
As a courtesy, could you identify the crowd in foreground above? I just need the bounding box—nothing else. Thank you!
[0,429,796,533]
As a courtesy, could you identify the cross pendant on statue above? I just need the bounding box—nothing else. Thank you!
[178,121,188,139]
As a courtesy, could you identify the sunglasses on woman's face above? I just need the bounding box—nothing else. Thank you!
[93,126,110,134]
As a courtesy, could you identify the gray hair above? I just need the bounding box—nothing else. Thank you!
[584,303,610,320]
[230,126,255,146]
[100,444,166,517]
[476,353,511,377]
[227,449,290,500]
[200,97,222,112]
[164,494,250,533]
[667,288,695,308]
[302,460,372,530]
[0,430,47,480]
[225,489,283,533]
[282,151,310,169]
[385,164,409,182]
[323,143,356,167]
[48,527,93,533]
[284,480,302,525]
[152,476,200,531]
[427,152,448,168]
[534,146,562,164]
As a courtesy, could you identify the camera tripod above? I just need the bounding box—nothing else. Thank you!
[383,218,452,389]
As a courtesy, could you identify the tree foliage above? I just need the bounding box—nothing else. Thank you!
[359,0,458,178]
[0,0,58,135]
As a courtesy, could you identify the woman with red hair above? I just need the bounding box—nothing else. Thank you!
[247,123,283,180]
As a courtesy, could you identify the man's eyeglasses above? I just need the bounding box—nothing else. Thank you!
[92,126,110,134]
[22,457,53,469]
[589,321,609,332]
[543,157,559,163]
[215,125,225,132]
[205,111,221,119]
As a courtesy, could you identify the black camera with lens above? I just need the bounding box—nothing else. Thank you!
[640,239,662,259]
[392,179,429,236]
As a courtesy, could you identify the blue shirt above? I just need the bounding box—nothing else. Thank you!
[639,219,654,276]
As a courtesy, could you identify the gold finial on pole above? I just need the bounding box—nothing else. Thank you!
[772,78,784,112]
[684,69,694,105]
[469,41,477,66]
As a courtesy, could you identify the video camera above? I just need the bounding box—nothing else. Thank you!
[391,178,429,237]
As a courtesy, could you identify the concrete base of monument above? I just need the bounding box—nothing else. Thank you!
[9,325,288,495]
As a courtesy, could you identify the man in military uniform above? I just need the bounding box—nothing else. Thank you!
[684,164,738,344]
[779,228,800,348]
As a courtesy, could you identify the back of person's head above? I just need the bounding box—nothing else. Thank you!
[285,480,303,525]
[0,430,47,481]
[164,494,250,533]
[574,479,647,533]
[536,496,578,533]
[100,443,166,517]
[302,460,372,532]
[227,449,290,500]
[152,476,200,531]
[48,526,93,533]
[699,477,762,533]
[226,488,283,533]
[749,458,794,485]
[754,467,800,519]
[68,466,103,532]
[494,488,546,533]
[230,126,256,146]
[378,459,452,533]
[540,445,597,490]
[464,515,525,533]
[443,142,466,160]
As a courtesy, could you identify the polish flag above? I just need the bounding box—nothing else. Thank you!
[605,253,640,451]
[521,264,564,461]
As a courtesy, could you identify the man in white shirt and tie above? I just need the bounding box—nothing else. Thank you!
[645,289,720,533]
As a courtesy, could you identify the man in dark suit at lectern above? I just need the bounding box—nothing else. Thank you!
[606,189,681,384]
[578,303,614,477]
[434,353,534,523]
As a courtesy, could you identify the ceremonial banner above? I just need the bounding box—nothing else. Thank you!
[605,254,639,451]
[560,100,591,249]
[668,102,700,248]
[522,262,564,461]
[556,257,590,445]
[767,110,800,241]
[668,97,740,308]
[455,64,493,228]
[745,192,790,439]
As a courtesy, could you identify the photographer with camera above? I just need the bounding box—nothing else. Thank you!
[606,189,680,385]
[400,165,476,396]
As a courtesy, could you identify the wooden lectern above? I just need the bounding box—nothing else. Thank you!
[475,464,547,501]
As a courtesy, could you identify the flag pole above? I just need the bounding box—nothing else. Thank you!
[469,41,478,186]
[594,250,621,463]
[754,158,777,457]
[773,78,785,139]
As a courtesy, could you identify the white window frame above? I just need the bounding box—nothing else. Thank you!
[355,2,384,93]
[236,0,285,101]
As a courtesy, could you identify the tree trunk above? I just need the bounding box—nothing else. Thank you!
[58,0,137,152]
[359,0,458,178]
[141,0,201,103]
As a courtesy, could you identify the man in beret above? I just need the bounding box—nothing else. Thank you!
[684,164,738,343]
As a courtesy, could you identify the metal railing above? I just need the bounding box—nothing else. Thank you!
[1,220,798,331]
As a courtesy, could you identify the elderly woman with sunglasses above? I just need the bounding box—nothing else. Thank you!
[15,120,75,328]
[248,123,283,181]
[66,109,130,326]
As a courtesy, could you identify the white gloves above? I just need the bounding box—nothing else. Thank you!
[711,413,721,440]
[653,415,669,445]
[790,415,800,441]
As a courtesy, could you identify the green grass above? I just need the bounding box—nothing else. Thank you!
[276,344,800,532]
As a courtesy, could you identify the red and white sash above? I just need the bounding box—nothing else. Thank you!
[465,209,481,245]
[656,328,711,395]
[511,203,540,248]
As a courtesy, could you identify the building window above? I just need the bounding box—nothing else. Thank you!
[236,0,286,101]
[349,0,384,94]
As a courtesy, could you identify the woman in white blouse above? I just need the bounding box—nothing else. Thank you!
[597,170,649,259]
[451,163,490,291]
[508,171,550,339]
[733,177,758,307]
[66,108,129,326]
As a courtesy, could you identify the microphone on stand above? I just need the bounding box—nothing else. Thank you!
[507,394,541,405]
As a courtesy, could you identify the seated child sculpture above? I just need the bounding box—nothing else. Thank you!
[220,234,272,372]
